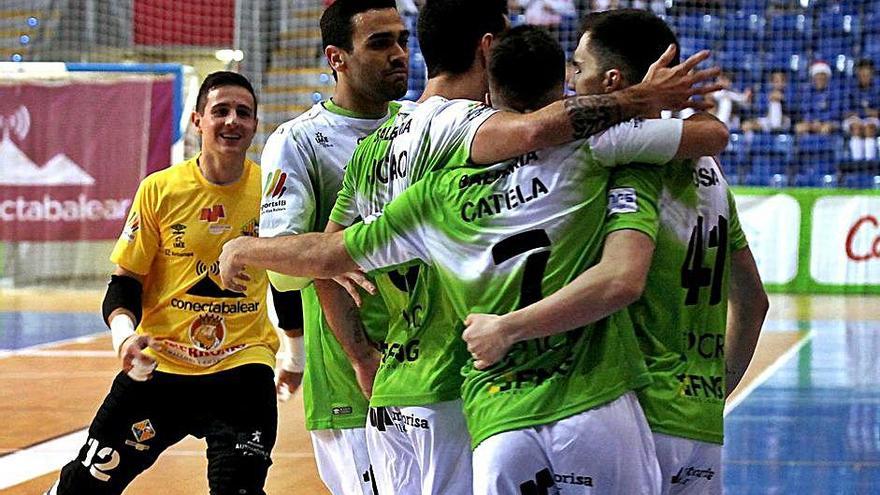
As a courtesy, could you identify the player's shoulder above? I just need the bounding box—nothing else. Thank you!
[142,157,195,188]
[266,103,326,142]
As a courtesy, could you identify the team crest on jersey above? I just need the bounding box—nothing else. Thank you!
[122,211,140,242]
[189,314,226,351]
[131,419,156,443]
[607,187,638,214]
[199,205,231,234]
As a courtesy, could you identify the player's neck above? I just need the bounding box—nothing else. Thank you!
[420,71,486,103]
[331,84,389,119]
[197,152,245,185]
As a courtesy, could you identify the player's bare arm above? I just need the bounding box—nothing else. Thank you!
[470,47,723,165]
[725,247,768,397]
[463,230,654,369]
[315,278,381,399]
[219,231,359,292]
[677,111,730,159]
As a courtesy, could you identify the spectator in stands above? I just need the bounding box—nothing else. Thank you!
[795,61,840,135]
[510,0,575,26]
[707,71,751,130]
[844,59,879,161]
[743,70,792,133]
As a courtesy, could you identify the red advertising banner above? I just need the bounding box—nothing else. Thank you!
[134,0,235,46]
[0,77,173,241]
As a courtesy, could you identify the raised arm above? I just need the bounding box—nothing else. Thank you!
[470,47,722,165]
[676,112,730,159]
[725,247,768,397]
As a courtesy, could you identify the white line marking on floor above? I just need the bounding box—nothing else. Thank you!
[0,429,87,489]
[0,332,106,360]
[724,329,814,417]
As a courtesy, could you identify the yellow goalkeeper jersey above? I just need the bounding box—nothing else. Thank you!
[111,155,279,375]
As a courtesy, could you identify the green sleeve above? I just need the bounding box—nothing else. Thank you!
[343,179,434,273]
[727,189,749,251]
[603,164,663,241]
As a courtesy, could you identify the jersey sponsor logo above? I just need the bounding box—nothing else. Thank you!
[677,372,724,400]
[845,214,880,261]
[159,338,248,367]
[519,468,558,495]
[170,222,186,249]
[555,472,593,487]
[315,131,333,148]
[184,260,246,298]
[463,102,492,123]
[234,429,269,459]
[684,330,725,359]
[199,204,230,234]
[240,217,259,237]
[189,314,226,351]
[607,187,638,214]
[264,169,287,199]
[457,152,539,189]
[487,336,578,395]
[692,165,721,188]
[368,406,429,433]
[131,419,156,443]
[171,298,260,314]
[378,339,420,364]
[460,176,549,223]
[374,117,411,141]
[671,465,716,485]
[122,210,140,242]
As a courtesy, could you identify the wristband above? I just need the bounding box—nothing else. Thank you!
[281,334,305,373]
[110,314,136,356]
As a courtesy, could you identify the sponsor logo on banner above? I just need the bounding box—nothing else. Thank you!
[735,194,800,284]
[0,79,171,241]
[131,419,156,443]
[811,197,880,285]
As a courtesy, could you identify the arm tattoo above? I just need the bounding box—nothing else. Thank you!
[564,94,626,139]
[344,304,374,350]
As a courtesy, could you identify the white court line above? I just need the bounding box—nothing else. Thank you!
[0,429,87,489]
[0,428,316,490]
[0,332,106,360]
[724,329,814,417]
[11,349,115,358]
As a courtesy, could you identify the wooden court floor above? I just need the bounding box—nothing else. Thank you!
[0,291,829,494]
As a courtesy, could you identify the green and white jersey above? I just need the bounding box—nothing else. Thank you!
[329,96,498,408]
[259,100,398,430]
[606,156,749,445]
[343,118,684,448]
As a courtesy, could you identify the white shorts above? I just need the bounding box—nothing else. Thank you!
[310,428,376,495]
[365,399,472,495]
[652,432,722,495]
[472,392,661,495]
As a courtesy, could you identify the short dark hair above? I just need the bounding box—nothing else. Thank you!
[195,71,257,114]
[489,25,564,111]
[581,9,679,84]
[856,58,874,70]
[418,0,508,78]
[320,0,397,51]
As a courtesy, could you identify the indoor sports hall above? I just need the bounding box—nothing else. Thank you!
[1,1,879,493]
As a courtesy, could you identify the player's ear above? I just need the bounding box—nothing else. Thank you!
[478,33,494,68]
[603,69,625,93]
[190,111,202,133]
[326,45,346,74]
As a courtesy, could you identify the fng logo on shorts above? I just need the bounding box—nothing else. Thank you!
[607,187,638,214]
